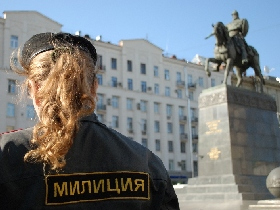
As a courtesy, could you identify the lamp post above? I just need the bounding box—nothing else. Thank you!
[184,66,194,178]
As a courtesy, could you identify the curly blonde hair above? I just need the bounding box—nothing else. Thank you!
[14,48,98,170]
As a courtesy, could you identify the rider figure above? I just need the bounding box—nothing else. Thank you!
[226,10,248,64]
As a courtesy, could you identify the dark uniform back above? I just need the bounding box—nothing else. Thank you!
[0,114,180,210]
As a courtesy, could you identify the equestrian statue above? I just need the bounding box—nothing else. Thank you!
[205,10,265,92]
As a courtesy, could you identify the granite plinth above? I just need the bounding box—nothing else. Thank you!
[182,84,280,202]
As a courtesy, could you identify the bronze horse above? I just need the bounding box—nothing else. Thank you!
[205,22,265,91]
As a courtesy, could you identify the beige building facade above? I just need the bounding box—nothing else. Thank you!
[0,11,62,132]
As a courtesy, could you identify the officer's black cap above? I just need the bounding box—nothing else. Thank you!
[21,32,97,67]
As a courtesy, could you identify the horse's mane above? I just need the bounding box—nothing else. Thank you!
[215,22,230,44]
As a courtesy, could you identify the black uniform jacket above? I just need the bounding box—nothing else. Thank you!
[0,114,180,210]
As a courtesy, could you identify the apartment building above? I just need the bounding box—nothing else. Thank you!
[0,11,62,132]
[0,10,228,183]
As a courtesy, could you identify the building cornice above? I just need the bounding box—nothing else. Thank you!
[3,11,62,27]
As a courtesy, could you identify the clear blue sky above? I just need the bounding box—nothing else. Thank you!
[1,0,280,77]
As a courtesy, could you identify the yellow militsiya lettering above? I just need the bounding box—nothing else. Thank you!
[93,179,105,193]
[134,179,145,191]
[54,182,68,197]
[70,181,80,195]
[81,181,92,194]
[107,178,120,194]
[121,178,133,191]
[46,172,149,205]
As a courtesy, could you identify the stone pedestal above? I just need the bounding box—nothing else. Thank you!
[184,84,280,201]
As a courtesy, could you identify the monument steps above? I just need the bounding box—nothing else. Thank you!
[177,190,270,201]
[184,183,252,194]
[187,175,261,186]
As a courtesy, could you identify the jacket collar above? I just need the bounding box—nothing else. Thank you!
[79,113,99,123]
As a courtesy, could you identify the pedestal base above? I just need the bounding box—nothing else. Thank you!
[249,200,280,209]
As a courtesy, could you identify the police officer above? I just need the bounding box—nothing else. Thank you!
[0,33,180,209]
[226,10,249,64]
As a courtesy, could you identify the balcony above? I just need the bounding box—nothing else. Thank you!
[180,133,188,140]
[192,134,199,140]
[176,80,185,88]
[179,115,187,123]
[188,83,196,90]
[96,104,106,113]
[97,65,106,73]
[191,117,198,122]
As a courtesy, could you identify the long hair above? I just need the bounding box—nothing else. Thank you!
[12,47,98,170]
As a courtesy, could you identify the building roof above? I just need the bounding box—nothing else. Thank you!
[119,39,163,51]
[3,10,62,27]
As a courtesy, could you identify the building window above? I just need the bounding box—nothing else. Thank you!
[191,108,196,121]
[166,104,172,116]
[165,87,170,97]
[112,96,119,108]
[127,98,133,110]
[127,78,133,90]
[154,66,159,77]
[140,100,147,112]
[180,124,185,134]
[181,160,186,171]
[168,141,173,152]
[179,106,184,117]
[111,77,117,87]
[177,89,182,98]
[154,102,160,114]
[169,159,174,170]
[8,79,16,94]
[189,91,194,101]
[211,78,216,87]
[141,81,147,92]
[193,143,198,153]
[181,142,186,153]
[127,117,133,131]
[26,105,35,120]
[188,74,193,85]
[97,114,104,123]
[154,84,159,95]
[155,139,161,151]
[164,69,170,80]
[7,103,15,117]
[176,72,182,81]
[97,74,103,85]
[192,126,197,138]
[199,77,204,87]
[127,60,132,72]
[167,123,173,133]
[111,58,117,69]
[141,119,147,132]
[97,94,104,109]
[154,121,160,132]
[194,161,198,175]
[142,138,147,147]
[98,54,103,68]
[10,35,18,48]
[112,116,119,128]
[140,63,146,74]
